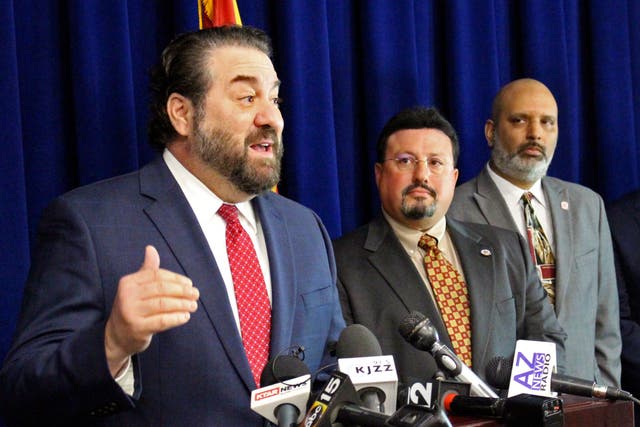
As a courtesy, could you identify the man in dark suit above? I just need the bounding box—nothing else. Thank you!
[448,78,621,387]
[334,107,566,387]
[0,26,344,426]
[607,189,640,421]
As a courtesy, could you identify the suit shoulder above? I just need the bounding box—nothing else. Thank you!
[332,223,370,252]
[57,170,141,206]
[258,191,318,217]
[608,189,640,214]
[448,217,520,241]
[544,176,603,200]
[452,176,479,198]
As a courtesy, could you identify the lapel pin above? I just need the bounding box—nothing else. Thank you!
[480,249,492,257]
[561,201,569,210]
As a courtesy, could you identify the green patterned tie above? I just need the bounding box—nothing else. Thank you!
[521,192,556,306]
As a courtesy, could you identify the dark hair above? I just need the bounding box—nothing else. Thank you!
[375,106,460,166]
[147,25,273,151]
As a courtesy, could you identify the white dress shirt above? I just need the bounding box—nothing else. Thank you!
[383,210,467,302]
[116,150,273,394]
[486,164,555,250]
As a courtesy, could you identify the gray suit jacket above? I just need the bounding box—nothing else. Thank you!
[334,216,566,387]
[449,166,621,386]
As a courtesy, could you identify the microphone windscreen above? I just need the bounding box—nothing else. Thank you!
[260,355,310,387]
[397,311,426,340]
[336,324,382,358]
[484,356,513,389]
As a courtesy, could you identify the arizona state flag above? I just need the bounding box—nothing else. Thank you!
[198,0,242,28]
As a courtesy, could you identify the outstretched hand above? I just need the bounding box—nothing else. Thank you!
[104,245,199,376]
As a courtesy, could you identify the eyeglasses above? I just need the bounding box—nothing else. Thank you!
[383,154,451,175]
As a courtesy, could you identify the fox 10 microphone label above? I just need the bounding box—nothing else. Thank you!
[507,340,557,398]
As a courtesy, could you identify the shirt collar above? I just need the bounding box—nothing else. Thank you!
[382,209,447,247]
[163,149,258,234]
[486,163,546,208]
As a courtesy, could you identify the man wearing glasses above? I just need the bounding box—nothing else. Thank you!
[333,106,566,388]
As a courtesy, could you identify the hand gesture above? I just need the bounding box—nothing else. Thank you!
[104,245,199,376]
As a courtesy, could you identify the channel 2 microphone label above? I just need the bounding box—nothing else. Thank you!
[507,340,557,398]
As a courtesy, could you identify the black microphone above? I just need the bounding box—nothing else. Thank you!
[442,394,563,427]
[250,355,311,427]
[301,371,390,427]
[301,370,452,427]
[336,324,398,413]
[486,356,638,402]
[398,311,498,398]
[400,378,471,409]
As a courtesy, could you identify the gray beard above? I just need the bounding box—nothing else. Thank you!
[402,200,437,220]
[490,140,551,184]
[400,184,438,219]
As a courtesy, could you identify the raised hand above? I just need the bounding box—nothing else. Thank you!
[104,245,199,376]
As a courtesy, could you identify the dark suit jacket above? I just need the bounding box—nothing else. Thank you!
[607,190,640,405]
[449,167,621,387]
[333,215,566,387]
[0,157,345,426]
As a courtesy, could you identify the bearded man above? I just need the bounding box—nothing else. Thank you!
[0,26,344,426]
[449,78,621,387]
[333,106,566,388]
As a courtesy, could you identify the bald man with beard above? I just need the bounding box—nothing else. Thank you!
[449,78,621,387]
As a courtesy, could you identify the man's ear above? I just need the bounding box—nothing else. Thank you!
[485,119,496,148]
[167,93,194,137]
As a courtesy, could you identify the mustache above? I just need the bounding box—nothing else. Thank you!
[517,142,547,157]
[245,127,280,147]
[402,183,437,199]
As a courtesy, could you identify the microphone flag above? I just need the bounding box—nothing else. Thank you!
[338,355,398,414]
[507,340,557,398]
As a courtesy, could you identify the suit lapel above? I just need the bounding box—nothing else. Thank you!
[364,217,453,348]
[542,178,573,314]
[473,168,520,230]
[252,195,296,359]
[446,219,497,371]
[139,158,255,390]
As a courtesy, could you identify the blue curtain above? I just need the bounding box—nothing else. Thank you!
[2,0,639,383]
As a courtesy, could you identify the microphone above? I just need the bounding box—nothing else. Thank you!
[336,324,398,414]
[442,394,563,426]
[301,371,451,427]
[250,355,311,427]
[301,370,390,427]
[398,311,498,398]
[400,378,471,408]
[486,355,639,402]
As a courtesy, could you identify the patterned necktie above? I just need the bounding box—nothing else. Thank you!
[218,204,271,387]
[521,192,556,306]
[418,233,472,367]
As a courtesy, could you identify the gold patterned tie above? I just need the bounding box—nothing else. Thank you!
[521,192,556,306]
[418,233,472,367]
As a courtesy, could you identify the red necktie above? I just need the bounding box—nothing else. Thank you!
[419,233,473,367]
[218,204,271,387]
